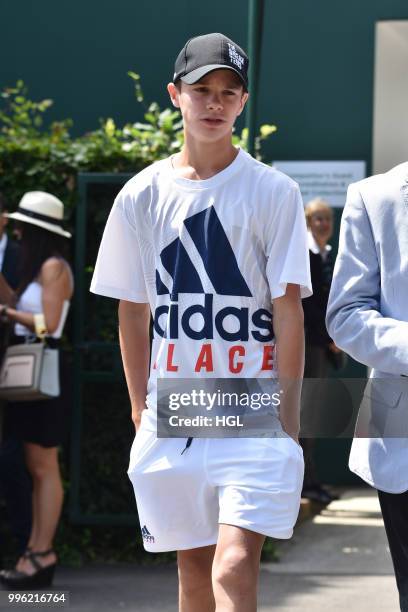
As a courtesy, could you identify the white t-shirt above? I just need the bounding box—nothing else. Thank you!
[91,148,312,430]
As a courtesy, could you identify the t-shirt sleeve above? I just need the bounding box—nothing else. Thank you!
[90,191,149,303]
[265,183,312,300]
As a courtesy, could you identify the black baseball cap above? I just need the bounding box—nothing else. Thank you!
[173,33,249,91]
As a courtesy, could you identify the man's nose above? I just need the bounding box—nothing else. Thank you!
[207,93,223,109]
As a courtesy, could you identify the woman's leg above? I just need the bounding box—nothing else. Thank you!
[0,436,32,557]
[17,443,62,574]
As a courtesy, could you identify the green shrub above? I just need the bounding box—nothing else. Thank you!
[0,75,276,215]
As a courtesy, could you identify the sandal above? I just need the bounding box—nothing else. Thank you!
[0,549,57,590]
[0,547,31,579]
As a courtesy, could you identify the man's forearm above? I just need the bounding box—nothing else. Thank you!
[0,272,15,305]
[118,300,151,429]
[273,285,305,439]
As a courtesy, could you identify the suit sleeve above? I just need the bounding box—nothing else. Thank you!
[326,183,408,374]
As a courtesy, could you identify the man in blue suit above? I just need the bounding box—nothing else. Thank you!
[0,192,32,562]
[326,163,408,612]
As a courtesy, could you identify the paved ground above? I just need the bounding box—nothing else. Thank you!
[0,488,400,611]
[259,488,399,610]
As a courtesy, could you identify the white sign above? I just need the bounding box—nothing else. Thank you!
[272,161,366,208]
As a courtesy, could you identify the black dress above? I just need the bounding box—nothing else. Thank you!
[4,349,72,448]
[2,283,72,449]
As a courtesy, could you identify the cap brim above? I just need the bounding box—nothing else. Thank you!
[6,212,72,238]
[180,65,247,89]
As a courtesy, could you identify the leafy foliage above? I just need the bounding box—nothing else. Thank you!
[0,76,276,216]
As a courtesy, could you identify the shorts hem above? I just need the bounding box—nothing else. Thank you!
[218,518,293,540]
[143,536,218,553]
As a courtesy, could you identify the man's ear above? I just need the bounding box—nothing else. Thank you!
[236,92,249,117]
[167,82,180,108]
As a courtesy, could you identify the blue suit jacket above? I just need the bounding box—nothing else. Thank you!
[327,162,408,493]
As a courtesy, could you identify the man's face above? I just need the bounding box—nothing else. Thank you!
[168,69,248,145]
[309,207,333,244]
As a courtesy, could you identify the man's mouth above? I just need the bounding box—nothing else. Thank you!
[201,117,225,125]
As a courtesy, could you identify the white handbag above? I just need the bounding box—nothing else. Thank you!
[0,341,60,401]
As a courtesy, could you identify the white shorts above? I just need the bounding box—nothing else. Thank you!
[127,416,304,553]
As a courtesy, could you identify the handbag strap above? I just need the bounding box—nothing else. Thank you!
[45,337,60,349]
[9,335,60,349]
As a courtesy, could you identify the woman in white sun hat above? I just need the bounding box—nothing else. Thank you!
[0,191,73,589]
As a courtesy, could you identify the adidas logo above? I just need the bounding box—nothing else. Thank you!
[156,206,252,300]
[154,206,274,343]
[141,525,155,544]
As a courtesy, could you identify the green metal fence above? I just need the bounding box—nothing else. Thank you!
[69,172,363,526]
[69,172,137,525]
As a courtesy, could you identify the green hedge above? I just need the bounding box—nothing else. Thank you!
[0,76,276,213]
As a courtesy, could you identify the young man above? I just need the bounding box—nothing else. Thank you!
[326,163,408,612]
[301,198,341,504]
[91,33,311,611]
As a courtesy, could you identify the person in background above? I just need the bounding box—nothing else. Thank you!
[0,193,21,289]
[0,192,32,564]
[301,198,342,504]
[0,191,73,590]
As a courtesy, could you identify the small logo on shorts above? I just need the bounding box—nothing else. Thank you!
[141,525,155,544]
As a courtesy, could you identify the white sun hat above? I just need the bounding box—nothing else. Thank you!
[6,191,71,238]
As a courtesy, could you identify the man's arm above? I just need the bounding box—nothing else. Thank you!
[273,283,304,442]
[0,271,16,305]
[118,300,151,432]
[326,183,408,374]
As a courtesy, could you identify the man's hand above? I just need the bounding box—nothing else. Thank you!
[118,300,151,433]
[132,409,143,433]
[328,341,342,354]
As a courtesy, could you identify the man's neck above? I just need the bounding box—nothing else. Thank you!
[314,235,327,251]
[173,136,238,180]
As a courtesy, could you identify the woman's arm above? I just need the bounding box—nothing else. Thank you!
[40,258,72,334]
[1,305,35,332]
[2,258,72,335]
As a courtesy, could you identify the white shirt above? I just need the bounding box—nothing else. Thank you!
[15,280,70,338]
[0,233,8,271]
[91,148,312,430]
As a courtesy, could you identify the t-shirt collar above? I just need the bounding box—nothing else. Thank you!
[168,147,246,190]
